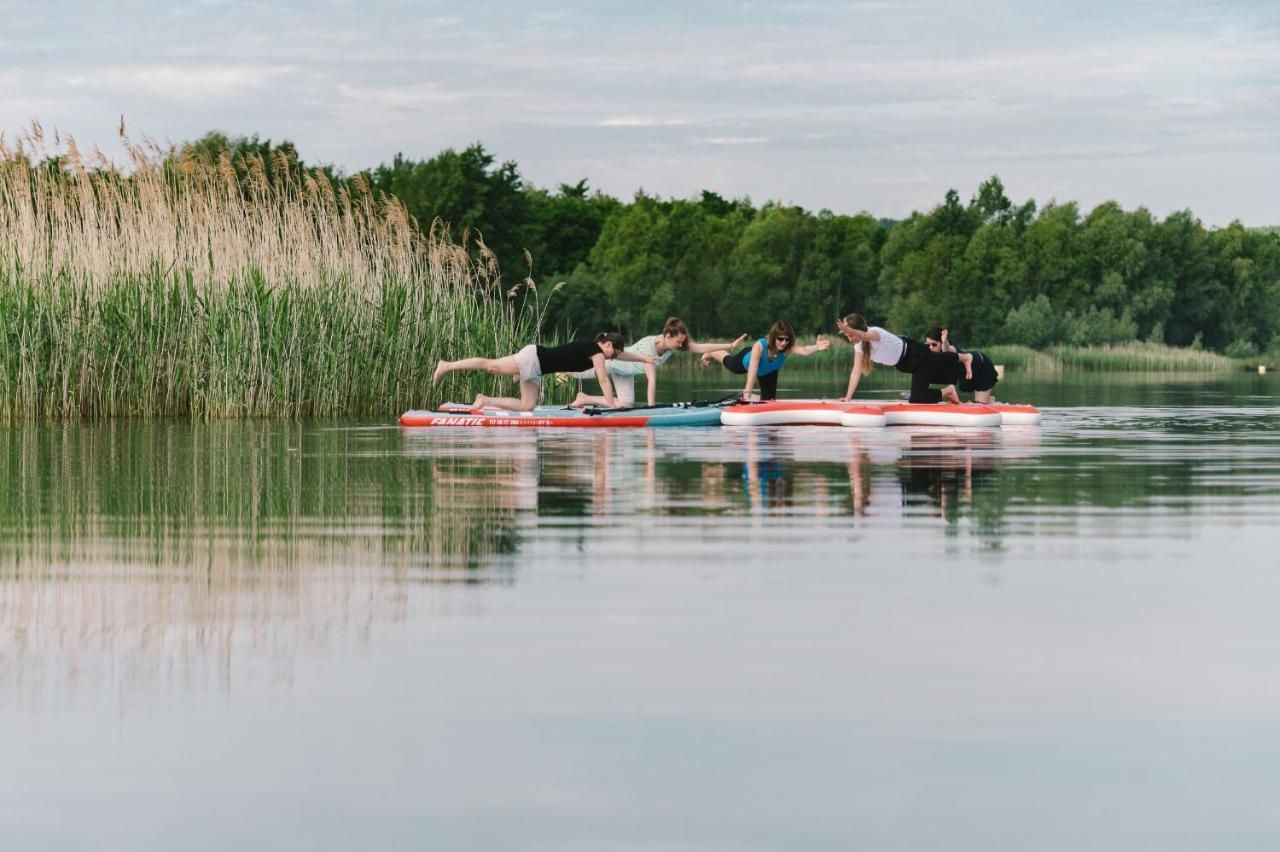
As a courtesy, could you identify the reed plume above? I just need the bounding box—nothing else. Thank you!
[0,121,555,419]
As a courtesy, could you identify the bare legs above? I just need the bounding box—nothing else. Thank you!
[472,380,541,412]
[940,384,996,404]
[572,374,636,408]
[433,355,540,412]
[433,355,520,384]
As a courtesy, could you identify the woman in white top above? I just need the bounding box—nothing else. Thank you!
[571,317,746,407]
[837,313,973,404]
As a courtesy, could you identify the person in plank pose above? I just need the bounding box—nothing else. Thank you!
[570,317,748,408]
[836,314,972,404]
[924,326,999,403]
[432,333,657,412]
[701,320,831,401]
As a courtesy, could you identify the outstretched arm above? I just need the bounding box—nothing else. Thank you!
[644,363,657,406]
[688,333,748,354]
[742,343,763,400]
[793,335,831,356]
[616,350,659,364]
[593,354,618,407]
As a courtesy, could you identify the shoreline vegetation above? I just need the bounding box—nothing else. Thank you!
[668,338,1247,374]
[2,123,1277,421]
[0,123,563,420]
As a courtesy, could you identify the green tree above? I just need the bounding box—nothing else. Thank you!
[365,144,529,280]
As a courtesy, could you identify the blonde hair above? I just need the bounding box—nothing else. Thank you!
[843,313,872,376]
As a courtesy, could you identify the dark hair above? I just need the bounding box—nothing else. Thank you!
[766,320,795,357]
[842,313,872,376]
[924,326,945,344]
[662,316,690,350]
[595,331,626,354]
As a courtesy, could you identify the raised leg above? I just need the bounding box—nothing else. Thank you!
[434,355,520,384]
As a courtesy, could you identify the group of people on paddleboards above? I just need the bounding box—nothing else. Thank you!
[431,314,1000,412]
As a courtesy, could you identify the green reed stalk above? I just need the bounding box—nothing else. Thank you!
[0,122,564,420]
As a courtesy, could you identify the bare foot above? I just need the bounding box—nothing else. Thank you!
[570,392,591,408]
[701,353,715,367]
[432,360,448,384]
[472,395,489,410]
[942,387,961,404]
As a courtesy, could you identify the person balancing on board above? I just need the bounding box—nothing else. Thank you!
[569,316,748,408]
[923,326,999,403]
[701,320,831,401]
[432,333,658,412]
[836,314,973,404]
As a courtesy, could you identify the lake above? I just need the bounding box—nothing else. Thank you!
[3,373,1279,851]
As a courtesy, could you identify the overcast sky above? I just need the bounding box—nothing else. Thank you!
[1,0,1276,226]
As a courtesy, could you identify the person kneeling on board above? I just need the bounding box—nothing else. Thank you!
[569,316,747,408]
[701,320,831,401]
[836,314,972,404]
[924,326,999,403]
[432,333,657,412]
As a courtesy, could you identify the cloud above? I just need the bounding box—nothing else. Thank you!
[1,0,1277,225]
[598,117,689,127]
[697,136,770,145]
[57,64,292,100]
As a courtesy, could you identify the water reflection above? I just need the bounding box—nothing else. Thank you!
[5,401,1280,706]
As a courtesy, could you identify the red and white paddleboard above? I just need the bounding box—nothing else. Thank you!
[720,400,887,427]
[399,408,650,428]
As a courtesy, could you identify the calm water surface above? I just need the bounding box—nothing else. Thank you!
[3,375,1280,850]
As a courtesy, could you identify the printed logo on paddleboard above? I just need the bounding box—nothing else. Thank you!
[429,416,557,427]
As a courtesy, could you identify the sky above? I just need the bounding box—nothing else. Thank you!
[0,0,1276,226]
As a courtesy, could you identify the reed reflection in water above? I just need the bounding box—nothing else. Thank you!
[5,397,1280,849]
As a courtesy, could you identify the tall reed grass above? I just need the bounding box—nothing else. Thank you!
[985,343,1238,373]
[0,121,553,420]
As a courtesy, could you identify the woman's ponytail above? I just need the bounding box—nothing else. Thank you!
[843,313,873,376]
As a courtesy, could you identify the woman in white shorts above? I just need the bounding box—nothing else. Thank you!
[570,317,746,407]
[432,332,656,412]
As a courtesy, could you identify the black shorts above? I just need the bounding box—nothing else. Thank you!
[721,347,780,400]
[957,350,998,393]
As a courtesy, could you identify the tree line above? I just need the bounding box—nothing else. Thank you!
[184,133,1280,357]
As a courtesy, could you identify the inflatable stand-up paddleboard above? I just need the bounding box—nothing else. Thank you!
[720,400,887,427]
[865,402,1002,427]
[866,401,1042,426]
[401,400,727,428]
[720,399,1040,427]
[982,403,1042,426]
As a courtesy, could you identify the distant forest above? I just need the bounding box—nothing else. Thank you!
[188,133,1280,357]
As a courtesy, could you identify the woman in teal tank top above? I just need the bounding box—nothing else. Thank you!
[702,320,830,400]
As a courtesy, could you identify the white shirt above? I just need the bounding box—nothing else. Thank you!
[609,335,675,377]
[867,326,904,366]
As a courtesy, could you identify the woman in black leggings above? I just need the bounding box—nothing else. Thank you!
[837,314,972,404]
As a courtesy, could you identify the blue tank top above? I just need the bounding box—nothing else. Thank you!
[741,338,787,376]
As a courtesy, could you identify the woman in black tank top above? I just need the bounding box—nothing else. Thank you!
[431,332,656,412]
